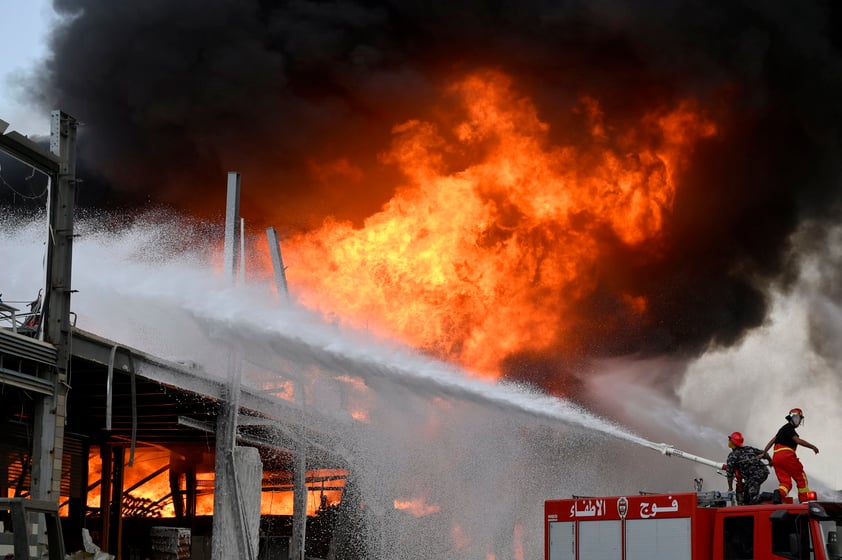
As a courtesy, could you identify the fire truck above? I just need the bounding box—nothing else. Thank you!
[544,444,842,560]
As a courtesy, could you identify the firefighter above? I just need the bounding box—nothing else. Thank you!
[761,407,819,503]
[723,431,770,505]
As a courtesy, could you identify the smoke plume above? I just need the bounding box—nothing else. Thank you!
[23,0,842,386]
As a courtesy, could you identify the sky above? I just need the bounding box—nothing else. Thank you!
[0,0,56,136]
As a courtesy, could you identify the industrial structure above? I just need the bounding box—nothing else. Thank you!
[0,113,355,559]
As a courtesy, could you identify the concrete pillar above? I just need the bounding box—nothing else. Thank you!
[211,445,262,559]
[236,446,262,558]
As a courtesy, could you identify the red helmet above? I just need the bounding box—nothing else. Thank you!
[728,431,744,447]
[787,408,804,426]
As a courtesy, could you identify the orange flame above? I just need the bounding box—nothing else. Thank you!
[86,447,216,517]
[85,447,345,517]
[279,69,716,379]
[393,497,441,517]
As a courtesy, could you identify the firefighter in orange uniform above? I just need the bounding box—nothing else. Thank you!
[762,407,819,503]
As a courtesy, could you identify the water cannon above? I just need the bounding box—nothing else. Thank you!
[642,441,726,474]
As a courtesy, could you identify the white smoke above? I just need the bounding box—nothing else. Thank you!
[677,231,842,495]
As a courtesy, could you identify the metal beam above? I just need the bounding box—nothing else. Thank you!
[0,329,56,365]
[32,111,77,509]
[0,367,55,395]
[71,328,224,399]
[223,172,241,286]
[0,125,60,174]
[266,227,290,302]
[70,328,351,441]
[44,111,78,361]
[177,416,291,452]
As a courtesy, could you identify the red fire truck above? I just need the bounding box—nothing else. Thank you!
[545,491,842,559]
[545,441,842,560]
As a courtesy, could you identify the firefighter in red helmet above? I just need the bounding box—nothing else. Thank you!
[762,408,819,503]
[723,431,770,505]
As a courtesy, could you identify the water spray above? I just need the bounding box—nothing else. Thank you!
[2,213,740,559]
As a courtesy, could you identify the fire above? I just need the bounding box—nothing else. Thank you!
[87,446,215,517]
[85,447,345,517]
[262,469,346,516]
[393,497,441,517]
[282,69,716,380]
[450,523,471,550]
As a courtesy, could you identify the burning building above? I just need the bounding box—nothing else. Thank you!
[0,120,360,559]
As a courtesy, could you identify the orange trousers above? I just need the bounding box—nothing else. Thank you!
[772,446,810,502]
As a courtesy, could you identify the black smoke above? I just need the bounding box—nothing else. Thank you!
[27,0,842,381]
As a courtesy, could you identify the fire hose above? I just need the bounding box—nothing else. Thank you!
[642,441,727,473]
[641,441,776,505]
